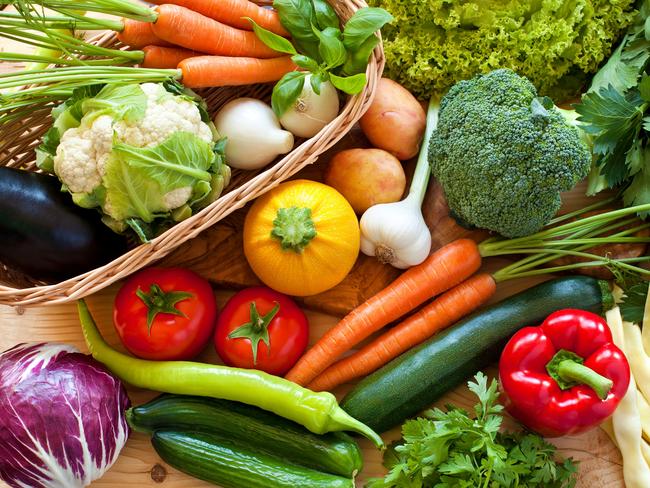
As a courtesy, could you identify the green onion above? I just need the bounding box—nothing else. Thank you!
[4,0,158,22]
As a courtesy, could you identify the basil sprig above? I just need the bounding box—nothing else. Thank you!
[249,1,392,116]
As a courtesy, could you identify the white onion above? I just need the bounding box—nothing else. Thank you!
[280,75,340,138]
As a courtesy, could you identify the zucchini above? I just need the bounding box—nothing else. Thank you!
[152,430,354,488]
[128,394,362,477]
[341,276,613,433]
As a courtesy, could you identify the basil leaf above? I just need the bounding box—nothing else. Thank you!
[342,34,379,75]
[272,71,308,116]
[314,26,347,69]
[247,17,297,55]
[330,72,366,94]
[310,71,326,95]
[342,7,392,52]
[292,54,319,71]
[273,0,320,61]
[312,0,338,30]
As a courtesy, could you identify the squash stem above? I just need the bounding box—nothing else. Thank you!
[271,206,317,253]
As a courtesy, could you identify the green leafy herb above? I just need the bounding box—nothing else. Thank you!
[573,3,650,212]
[247,18,297,55]
[252,0,390,116]
[312,0,338,30]
[621,281,649,324]
[314,26,347,69]
[342,7,393,52]
[330,72,366,94]
[273,0,320,60]
[367,373,578,488]
[271,71,308,116]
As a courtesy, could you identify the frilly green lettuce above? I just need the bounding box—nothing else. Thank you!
[371,0,636,101]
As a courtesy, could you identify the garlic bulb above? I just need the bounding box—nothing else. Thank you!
[359,99,439,269]
[360,196,432,268]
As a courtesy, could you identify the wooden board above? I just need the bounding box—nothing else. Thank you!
[0,25,626,488]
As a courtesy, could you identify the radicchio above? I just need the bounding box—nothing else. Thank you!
[0,343,130,487]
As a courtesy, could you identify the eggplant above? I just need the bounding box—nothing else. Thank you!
[0,167,127,282]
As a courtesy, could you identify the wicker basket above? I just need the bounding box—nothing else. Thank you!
[0,0,384,307]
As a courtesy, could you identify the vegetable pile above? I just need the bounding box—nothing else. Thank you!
[5,1,650,487]
[370,0,637,101]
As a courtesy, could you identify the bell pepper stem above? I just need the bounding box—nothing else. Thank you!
[557,359,613,400]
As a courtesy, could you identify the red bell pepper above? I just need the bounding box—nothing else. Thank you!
[499,309,630,437]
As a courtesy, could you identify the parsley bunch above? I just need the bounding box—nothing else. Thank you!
[574,0,650,214]
[367,373,577,488]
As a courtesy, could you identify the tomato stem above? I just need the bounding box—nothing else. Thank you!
[135,284,193,334]
[228,301,280,364]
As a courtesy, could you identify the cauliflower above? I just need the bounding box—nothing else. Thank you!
[38,81,230,241]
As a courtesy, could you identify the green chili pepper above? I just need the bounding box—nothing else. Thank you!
[77,300,384,448]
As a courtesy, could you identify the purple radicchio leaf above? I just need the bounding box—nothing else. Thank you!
[0,343,130,488]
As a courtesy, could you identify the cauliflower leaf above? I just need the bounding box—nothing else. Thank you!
[103,131,215,223]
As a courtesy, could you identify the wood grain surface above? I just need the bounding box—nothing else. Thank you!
[0,24,626,488]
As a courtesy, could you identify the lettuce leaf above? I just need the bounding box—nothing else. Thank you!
[372,0,637,101]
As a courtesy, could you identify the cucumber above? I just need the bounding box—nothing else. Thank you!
[127,394,362,477]
[340,276,612,433]
[152,430,354,488]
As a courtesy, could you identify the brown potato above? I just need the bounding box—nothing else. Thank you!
[324,148,406,214]
[360,78,426,160]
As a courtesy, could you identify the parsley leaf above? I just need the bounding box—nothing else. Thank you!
[620,281,649,324]
[366,372,577,488]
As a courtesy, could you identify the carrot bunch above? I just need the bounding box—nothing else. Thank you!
[115,0,297,87]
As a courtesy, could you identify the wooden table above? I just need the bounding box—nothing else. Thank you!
[0,28,626,488]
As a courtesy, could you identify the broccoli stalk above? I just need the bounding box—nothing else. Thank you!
[429,69,592,238]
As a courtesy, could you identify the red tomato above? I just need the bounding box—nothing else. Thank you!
[114,267,217,360]
[214,287,309,375]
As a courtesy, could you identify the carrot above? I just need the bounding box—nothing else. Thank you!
[307,273,497,392]
[152,4,283,59]
[117,19,172,49]
[142,45,201,68]
[179,55,297,88]
[285,238,482,386]
[148,0,290,37]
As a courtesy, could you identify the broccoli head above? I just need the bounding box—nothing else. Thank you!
[429,69,592,238]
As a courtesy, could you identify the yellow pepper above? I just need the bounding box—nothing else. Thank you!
[243,179,360,296]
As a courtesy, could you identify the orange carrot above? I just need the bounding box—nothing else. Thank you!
[307,273,497,392]
[179,55,297,88]
[148,0,290,37]
[285,238,483,386]
[117,19,172,49]
[152,4,283,59]
[142,45,202,68]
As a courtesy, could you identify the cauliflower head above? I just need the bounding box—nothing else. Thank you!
[39,82,230,241]
[429,69,592,238]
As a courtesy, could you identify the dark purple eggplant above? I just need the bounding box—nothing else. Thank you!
[0,167,127,282]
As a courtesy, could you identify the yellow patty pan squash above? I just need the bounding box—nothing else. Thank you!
[243,179,360,296]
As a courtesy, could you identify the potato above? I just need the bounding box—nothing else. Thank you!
[360,78,426,160]
[324,148,406,214]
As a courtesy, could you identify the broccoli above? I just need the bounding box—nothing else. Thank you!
[429,69,592,238]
